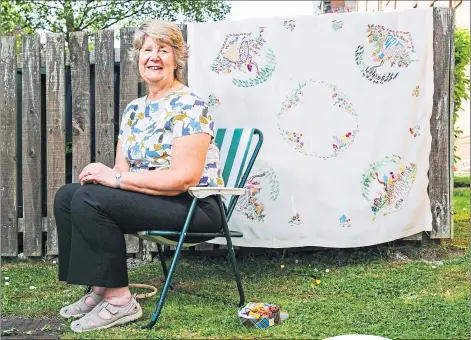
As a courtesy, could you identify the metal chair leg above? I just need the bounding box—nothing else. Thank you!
[156,244,169,279]
[217,196,245,307]
[143,197,198,329]
[156,244,174,290]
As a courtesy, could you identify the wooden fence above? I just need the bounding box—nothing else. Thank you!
[0,9,455,258]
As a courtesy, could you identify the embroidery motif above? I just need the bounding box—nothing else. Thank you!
[283,20,296,32]
[208,94,221,107]
[212,27,276,87]
[355,25,418,84]
[277,80,359,160]
[412,85,420,97]
[409,125,420,137]
[339,215,351,227]
[288,196,301,226]
[289,213,301,226]
[332,20,344,31]
[361,155,417,221]
[236,164,280,222]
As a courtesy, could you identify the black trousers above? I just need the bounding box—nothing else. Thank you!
[54,183,222,288]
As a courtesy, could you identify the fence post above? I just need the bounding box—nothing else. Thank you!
[94,29,115,168]
[45,33,66,255]
[429,8,454,239]
[119,27,141,254]
[70,32,91,183]
[0,36,18,256]
[22,35,43,256]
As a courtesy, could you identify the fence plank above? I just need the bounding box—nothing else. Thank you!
[45,33,66,255]
[17,48,122,69]
[429,8,454,238]
[70,32,91,182]
[119,28,139,126]
[447,8,455,240]
[94,30,115,168]
[0,37,18,256]
[119,27,140,253]
[22,35,42,256]
[180,24,188,86]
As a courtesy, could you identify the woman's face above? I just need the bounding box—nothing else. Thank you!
[139,35,176,84]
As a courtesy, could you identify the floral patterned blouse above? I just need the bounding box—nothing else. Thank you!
[118,86,224,187]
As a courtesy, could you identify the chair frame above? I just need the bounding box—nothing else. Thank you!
[87,128,263,330]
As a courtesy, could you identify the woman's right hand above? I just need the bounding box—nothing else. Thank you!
[79,162,117,188]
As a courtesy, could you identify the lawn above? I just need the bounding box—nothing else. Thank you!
[1,187,469,339]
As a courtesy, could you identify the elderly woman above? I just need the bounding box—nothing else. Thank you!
[54,20,223,332]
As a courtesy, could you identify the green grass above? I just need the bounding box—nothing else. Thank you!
[2,188,470,339]
[442,187,470,249]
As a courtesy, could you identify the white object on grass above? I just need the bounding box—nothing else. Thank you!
[324,335,391,340]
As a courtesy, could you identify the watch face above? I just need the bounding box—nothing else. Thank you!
[116,173,122,179]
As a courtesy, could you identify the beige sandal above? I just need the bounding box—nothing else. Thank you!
[60,291,104,319]
[70,294,142,333]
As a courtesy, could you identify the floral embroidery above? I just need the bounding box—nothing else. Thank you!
[279,129,305,153]
[339,215,351,227]
[361,155,417,221]
[277,80,359,160]
[289,213,301,226]
[355,25,418,84]
[236,164,279,222]
[283,20,296,32]
[367,25,417,67]
[332,20,344,31]
[211,27,276,87]
[288,196,301,226]
[409,125,420,137]
[208,94,221,107]
[118,87,223,187]
[412,86,419,97]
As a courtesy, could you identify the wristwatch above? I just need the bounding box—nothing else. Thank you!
[115,172,122,189]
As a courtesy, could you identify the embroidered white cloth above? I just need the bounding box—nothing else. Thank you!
[188,9,434,248]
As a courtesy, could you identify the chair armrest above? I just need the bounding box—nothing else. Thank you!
[188,187,247,199]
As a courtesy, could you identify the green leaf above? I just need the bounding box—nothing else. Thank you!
[453,28,470,164]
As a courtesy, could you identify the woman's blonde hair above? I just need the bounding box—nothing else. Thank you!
[129,20,188,83]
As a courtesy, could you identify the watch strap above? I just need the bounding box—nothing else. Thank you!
[115,172,122,189]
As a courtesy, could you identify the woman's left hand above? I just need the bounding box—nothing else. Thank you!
[78,162,117,188]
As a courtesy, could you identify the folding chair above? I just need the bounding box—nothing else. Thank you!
[135,127,264,329]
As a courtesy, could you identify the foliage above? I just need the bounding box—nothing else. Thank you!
[0,0,34,35]
[453,28,470,163]
[0,0,35,52]
[454,175,470,188]
[0,0,231,42]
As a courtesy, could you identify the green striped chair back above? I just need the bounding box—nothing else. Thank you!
[214,128,255,189]
[136,128,262,247]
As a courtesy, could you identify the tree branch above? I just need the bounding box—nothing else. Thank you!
[77,3,117,30]
[76,0,92,29]
[24,0,62,11]
[82,1,149,30]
